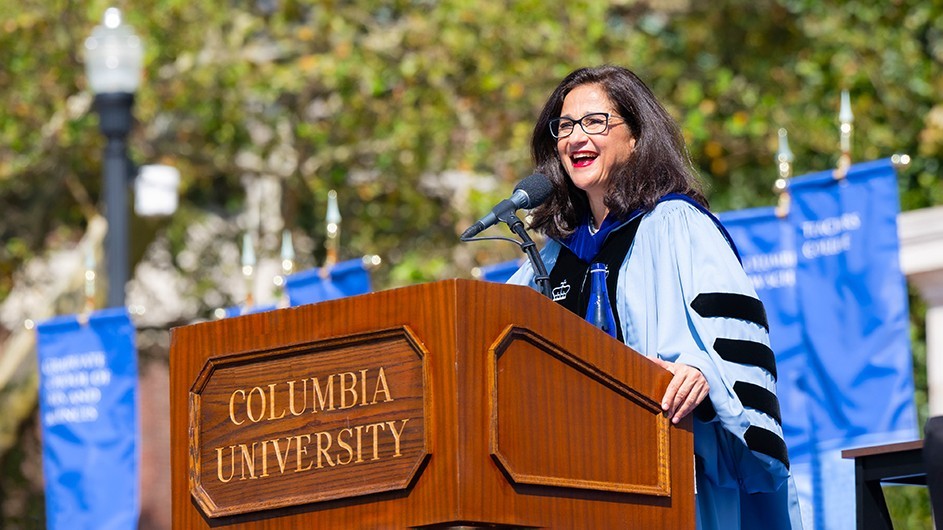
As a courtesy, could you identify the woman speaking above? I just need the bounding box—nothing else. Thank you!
[508,65,803,529]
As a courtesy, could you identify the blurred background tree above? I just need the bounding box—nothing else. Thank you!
[1,0,940,527]
[2,0,942,296]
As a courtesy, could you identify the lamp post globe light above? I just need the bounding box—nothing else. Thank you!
[84,7,143,308]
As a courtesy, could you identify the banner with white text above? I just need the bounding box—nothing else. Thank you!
[36,308,140,530]
[788,159,917,529]
[720,159,918,529]
[789,159,916,450]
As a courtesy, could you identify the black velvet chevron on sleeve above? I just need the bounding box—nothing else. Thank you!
[744,425,790,469]
[733,381,783,425]
[713,338,778,381]
[690,292,769,331]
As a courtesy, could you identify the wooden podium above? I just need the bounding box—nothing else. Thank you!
[169,280,694,528]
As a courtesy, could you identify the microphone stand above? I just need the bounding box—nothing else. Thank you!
[497,210,552,299]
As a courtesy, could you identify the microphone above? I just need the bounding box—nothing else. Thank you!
[461,173,553,239]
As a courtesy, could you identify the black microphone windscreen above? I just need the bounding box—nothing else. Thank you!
[514,173,553,209]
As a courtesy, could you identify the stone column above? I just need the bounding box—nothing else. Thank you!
[899,206,943,416]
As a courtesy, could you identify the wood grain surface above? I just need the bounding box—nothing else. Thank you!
[169,279,694,529]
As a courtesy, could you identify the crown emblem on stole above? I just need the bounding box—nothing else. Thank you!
[551,280,571,302]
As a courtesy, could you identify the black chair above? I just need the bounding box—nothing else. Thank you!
[925,416,943,526]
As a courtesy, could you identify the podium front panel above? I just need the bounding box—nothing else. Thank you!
[169,280,694,528]
[188,327,429,517]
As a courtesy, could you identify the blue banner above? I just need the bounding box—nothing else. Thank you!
[285,258,372,306]
[719,158,918,529]
[477,259,524,284]
[789,160,917,529]
[789,159,916,450]
[36,308,140,530]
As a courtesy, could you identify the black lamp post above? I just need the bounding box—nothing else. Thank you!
[84,8,143,308]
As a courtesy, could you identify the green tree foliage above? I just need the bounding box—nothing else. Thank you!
[2,0,942,297]
[2,0,941,299]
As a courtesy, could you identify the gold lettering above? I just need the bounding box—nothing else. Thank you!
[239,442,258,480]
[354,425,364,463]
[226,367,397,425]
[294,434,314,472]
[211,417,413,482]
[267,383,286,420]
[339,372,358,409]
[216,446,236,483]
[228,389,246,425]
[336,428,354,465]
[312,376,335,412]
[271,437,293,474]
[287,380,307,415]
[387,419,409,457]
[372,367,393,404]
[315,431,335,469]
[246,387,265,423]
[364,422,386,461]
[260,440,270,477]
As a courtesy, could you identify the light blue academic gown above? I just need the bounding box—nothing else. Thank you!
[508,200,804,529]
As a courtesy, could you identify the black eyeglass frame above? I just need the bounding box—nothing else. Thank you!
[548,112,624,139]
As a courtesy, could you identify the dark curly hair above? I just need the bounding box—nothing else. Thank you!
[529,65,707,239]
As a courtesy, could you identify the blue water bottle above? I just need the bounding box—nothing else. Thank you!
[585,263,617,338]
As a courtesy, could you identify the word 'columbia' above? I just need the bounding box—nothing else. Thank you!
[228,367,393,425]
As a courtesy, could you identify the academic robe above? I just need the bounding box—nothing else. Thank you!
[508,199,804,529]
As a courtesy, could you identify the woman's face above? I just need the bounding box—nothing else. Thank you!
[556,83,636,205]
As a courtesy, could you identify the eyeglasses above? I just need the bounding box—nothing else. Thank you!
[549,112,624,139]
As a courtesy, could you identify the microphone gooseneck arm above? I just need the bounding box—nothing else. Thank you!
[498,210,552,298]
[459,172,554,298]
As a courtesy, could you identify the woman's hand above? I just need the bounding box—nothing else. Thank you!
[650,358,710,424]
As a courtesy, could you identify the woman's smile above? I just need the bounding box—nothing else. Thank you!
[570,150,599,168]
